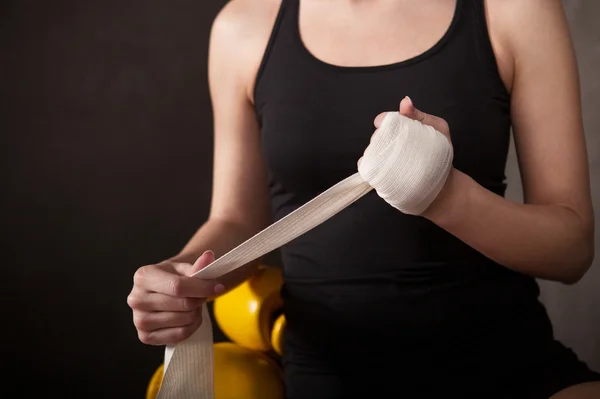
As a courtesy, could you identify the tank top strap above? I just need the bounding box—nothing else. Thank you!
[461,0,510,96]
[253,0,297,106]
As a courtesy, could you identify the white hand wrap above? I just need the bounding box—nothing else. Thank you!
[157,112,455,399]
[358,112,454,215]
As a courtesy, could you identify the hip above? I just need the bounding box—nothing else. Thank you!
[281,316,597,399]
[280,275,555,372]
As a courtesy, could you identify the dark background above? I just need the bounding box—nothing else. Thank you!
[2,1,229,397]
[3,1,599,398]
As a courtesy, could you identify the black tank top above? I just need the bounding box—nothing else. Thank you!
[254,0,554,381]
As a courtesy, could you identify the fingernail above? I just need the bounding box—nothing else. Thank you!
[213,284,225,294]
[405,96,413,106]
[203,250,214,258]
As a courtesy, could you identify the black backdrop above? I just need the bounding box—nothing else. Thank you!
[2,1,233,397]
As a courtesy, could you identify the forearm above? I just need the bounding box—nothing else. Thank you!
[168,218,262,289]
[424,169,594,284]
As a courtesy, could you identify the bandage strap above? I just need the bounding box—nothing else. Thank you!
[156,112,452,398]
[157,173,373,398]
[358,112,453,215]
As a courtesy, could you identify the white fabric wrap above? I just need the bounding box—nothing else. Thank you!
[358,112,454,215]
[156,111,453,398]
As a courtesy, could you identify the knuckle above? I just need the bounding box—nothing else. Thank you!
[127,295,140,309]
[133,266,150,286]
[173,326,194,343]
[440,119,450,133]
[138,331,154,345]
[168,278,184,297]
[134,313,152,330]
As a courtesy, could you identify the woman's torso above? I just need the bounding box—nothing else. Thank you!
[251,0,555,390]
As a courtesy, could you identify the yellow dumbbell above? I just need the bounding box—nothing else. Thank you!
[270,313,286,356]
[146,342,285,399]
[213,265,283,352]
[146,363,164,399]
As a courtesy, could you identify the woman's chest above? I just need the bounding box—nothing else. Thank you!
[259,67,510,194]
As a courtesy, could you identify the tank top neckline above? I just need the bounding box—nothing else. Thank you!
[291,0,464,73]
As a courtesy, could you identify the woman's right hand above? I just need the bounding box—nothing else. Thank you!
[127,250,225,346]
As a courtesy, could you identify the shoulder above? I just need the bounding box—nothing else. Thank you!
[209,0,282,100]
[485,0,571,47]
[483,0,573,93]
[484,0,573,62]
[211,0,281,39]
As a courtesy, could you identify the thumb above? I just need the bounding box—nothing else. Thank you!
[399,96,450,135]
[190,250,216,275]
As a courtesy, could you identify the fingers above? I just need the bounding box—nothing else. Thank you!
[127,288,205,312]
[129,251,221,346]
[373,98,450,134]
[188,250,216,276]
[370,112,390,148]
[137,309,204,346]
[133,262,221,298]
[134,308,201,332]
[399,96,450,135]
[374,112,387,128]
[399,96,425,121]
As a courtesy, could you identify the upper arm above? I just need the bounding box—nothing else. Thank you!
[491,0,594,232]
[207,0,280,232]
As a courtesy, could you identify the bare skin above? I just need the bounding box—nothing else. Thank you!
[127,0,598,395]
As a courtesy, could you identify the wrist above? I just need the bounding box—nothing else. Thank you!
[421,168,468,227]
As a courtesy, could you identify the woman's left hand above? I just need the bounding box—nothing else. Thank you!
[373,96,453,149]
[357,96,456,216]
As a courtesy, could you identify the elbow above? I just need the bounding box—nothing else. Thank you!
[560,213,595,285]
[561,270,586,286]
[559,240,595,285]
